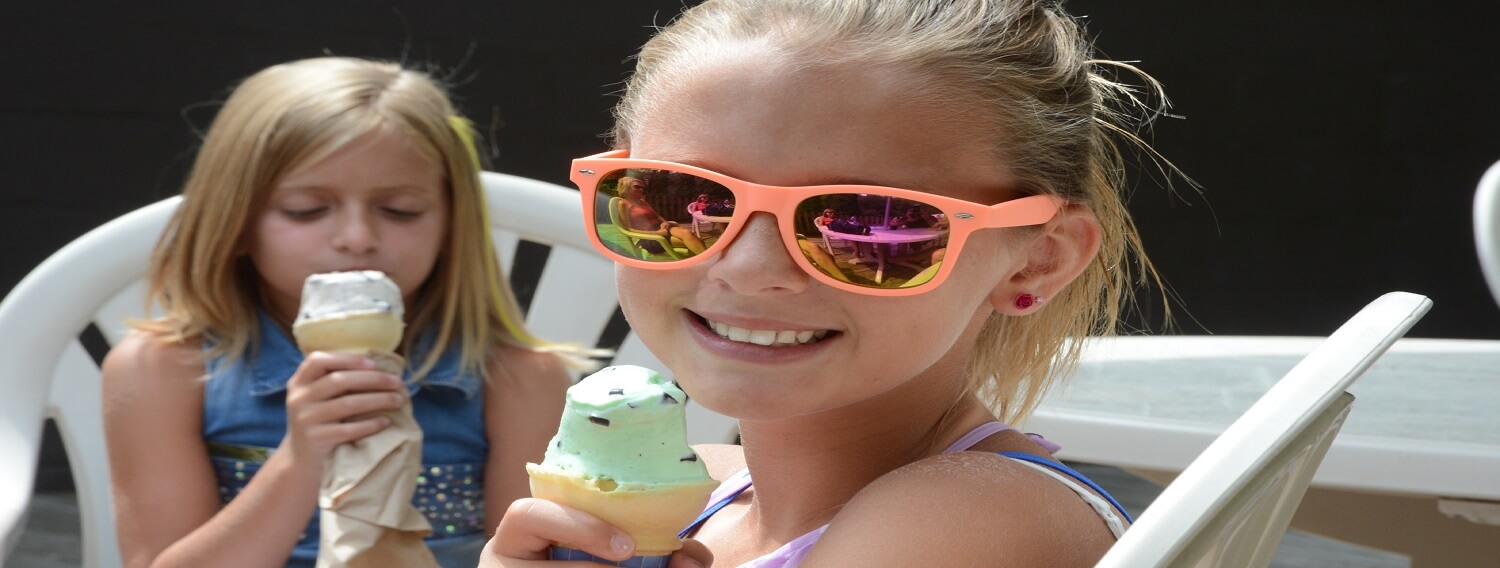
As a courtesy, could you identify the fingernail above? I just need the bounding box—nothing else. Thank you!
[611,533,634,556]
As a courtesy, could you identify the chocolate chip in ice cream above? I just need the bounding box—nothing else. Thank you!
[661,393,679,405]
[679,453,698,462]
[589,415,611,427]
[609,388,625,396]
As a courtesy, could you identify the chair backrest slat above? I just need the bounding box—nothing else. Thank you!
[1475,159,1500,307]
[47,341,118,568]
[492,228,521,279]
[524,245,619,349]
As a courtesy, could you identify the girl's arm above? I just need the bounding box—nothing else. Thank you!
[103,333,408,568]
[798,451,1118,568]
[103,334,225,567]
[482,346,572,534]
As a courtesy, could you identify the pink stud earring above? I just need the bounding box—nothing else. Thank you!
[1014,293,1046,310]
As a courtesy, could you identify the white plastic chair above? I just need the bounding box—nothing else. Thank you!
[1092,291,1432,568]
[814,222,854,256]
[685,204,714,237]
[0,172,738,567]
[1476,159,1500,307]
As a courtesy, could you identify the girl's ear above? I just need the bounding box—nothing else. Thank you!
[988,204,1103,315]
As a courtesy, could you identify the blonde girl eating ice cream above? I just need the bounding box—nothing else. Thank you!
[102,57,578,567]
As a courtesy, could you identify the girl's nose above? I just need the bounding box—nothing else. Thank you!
[704,212,809,296]
[331,211,378,254]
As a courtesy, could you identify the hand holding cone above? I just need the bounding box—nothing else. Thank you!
[527,365,718,564]
[294,271,437,568]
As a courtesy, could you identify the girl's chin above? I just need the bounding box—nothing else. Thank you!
[674,366,851,424]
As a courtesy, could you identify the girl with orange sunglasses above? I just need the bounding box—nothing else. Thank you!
[488,1,1180,566]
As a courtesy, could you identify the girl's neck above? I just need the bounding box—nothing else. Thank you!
[731,371,995,541]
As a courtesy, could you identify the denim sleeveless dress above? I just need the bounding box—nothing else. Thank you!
[203,312,488,567]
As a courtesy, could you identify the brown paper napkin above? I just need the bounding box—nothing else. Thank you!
[314,352,438,568]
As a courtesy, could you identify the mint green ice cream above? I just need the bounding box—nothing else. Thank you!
[535,365,712,489]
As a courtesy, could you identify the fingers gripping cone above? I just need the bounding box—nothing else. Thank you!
[527,366,719,566]
[294,271,437,568]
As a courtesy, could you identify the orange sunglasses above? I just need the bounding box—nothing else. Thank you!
[571,150,1063,296]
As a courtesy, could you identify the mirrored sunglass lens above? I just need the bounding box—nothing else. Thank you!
[591,168,736,262]
[794,195,949,289]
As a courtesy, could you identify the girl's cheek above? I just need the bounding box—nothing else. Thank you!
[613,266,654,317]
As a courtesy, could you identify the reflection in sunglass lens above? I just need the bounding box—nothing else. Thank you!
[795,195,948,289]
[591,169,735,262]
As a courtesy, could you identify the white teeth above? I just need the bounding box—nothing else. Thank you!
[728,326,750,342]
[706,319,832,347]
[748,330,777,346]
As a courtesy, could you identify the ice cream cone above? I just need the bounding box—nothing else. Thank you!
[527,365,719,558]
[527,466,718,554]
[293,271,435,568]
[292,312,404,355]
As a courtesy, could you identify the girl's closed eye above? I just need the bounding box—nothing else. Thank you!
[279,201,328,220]
[379,196,432,220]
[381,206,424,219]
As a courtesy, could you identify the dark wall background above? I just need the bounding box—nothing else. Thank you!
[6,1,1498,339]
[1071,1,1500,337]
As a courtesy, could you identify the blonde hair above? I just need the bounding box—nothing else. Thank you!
[139,56,577,380]
[615,0,1178,422]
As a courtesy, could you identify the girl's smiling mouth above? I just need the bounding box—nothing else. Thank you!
[687,310,839,349]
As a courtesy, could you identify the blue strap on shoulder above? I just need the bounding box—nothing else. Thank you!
[679,482,748,538]
[999,451,1134,523]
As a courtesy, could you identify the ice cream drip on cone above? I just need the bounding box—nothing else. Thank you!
[528,365,718,562]
[293,270,437,568]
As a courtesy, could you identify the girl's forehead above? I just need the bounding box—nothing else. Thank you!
[272,128,444,194]
[631,49,1017,201]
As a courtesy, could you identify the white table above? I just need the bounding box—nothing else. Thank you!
[1029,336,1500,566]
[821,226,947,283]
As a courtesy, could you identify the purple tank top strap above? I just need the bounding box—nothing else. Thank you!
[940,421,1062,454]
[680,421,1059,541]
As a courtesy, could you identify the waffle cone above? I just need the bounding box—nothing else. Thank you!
[527,465,718,555]
[293,312,404,355]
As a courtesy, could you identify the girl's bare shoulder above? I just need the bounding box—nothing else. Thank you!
[485,343,572,395]
[102,330,206,388]
[807,451,1117,567]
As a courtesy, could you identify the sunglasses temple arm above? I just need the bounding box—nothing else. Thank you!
[982,195,1066,227]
